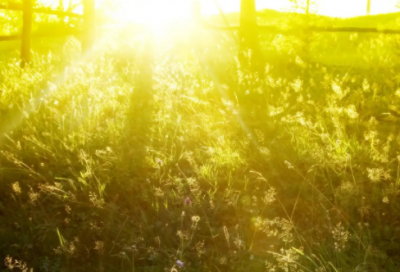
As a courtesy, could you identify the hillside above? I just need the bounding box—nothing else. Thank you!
[339,12,400,28]
[2,7,400,272]
[205,8,400,29]
[202,9,400,68]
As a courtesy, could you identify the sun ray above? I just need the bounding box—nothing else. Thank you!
[116,0,192,24]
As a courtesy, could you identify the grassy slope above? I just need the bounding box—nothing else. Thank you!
[203,10,400,67]
[206,9,400,27]
[1,11,400,272]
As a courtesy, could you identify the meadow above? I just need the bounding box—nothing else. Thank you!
[1,8,400,272]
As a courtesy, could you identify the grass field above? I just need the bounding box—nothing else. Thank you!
[1,8,400,272]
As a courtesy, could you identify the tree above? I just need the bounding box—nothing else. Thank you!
[367,0,371,15]
[21,0,33,67]
[239,0,262,72]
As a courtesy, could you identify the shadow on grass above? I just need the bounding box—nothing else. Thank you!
[122,31,155,177]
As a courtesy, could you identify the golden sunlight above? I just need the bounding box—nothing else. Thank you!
[113,0,399,26]
[117,0,192,24]
[203,0,399,18]
[36,0,399,21]
[37,0,81,9]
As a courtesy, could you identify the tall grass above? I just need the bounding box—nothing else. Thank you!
[1,20,400,272]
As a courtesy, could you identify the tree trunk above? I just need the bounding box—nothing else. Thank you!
[21,0,33,68]
[367,0,371,15]
[239,0,262,72]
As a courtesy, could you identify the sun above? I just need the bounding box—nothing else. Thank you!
[116,0,193,25]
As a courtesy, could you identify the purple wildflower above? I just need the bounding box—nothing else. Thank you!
[184,197,191,205]
[176,260,184,268]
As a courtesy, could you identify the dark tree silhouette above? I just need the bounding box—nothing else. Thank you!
[239,0,262,72]
[21,0,33,67]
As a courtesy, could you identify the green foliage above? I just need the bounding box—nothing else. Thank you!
[1,11,400,272]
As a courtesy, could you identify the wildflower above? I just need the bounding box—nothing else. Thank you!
[154,187,164,197]
[382,196,389,204]
[156,158,163,166]
[367,168,384,183]
[331,222,349,251]
[184,197,191,205]
[12,182,21,195]
[284,160,294,169]
[176,260,184,268]
[94,241,105,252]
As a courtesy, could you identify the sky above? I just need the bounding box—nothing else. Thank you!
[38,0,400,20]
[117,0,400,24]
[202,0,399,18]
